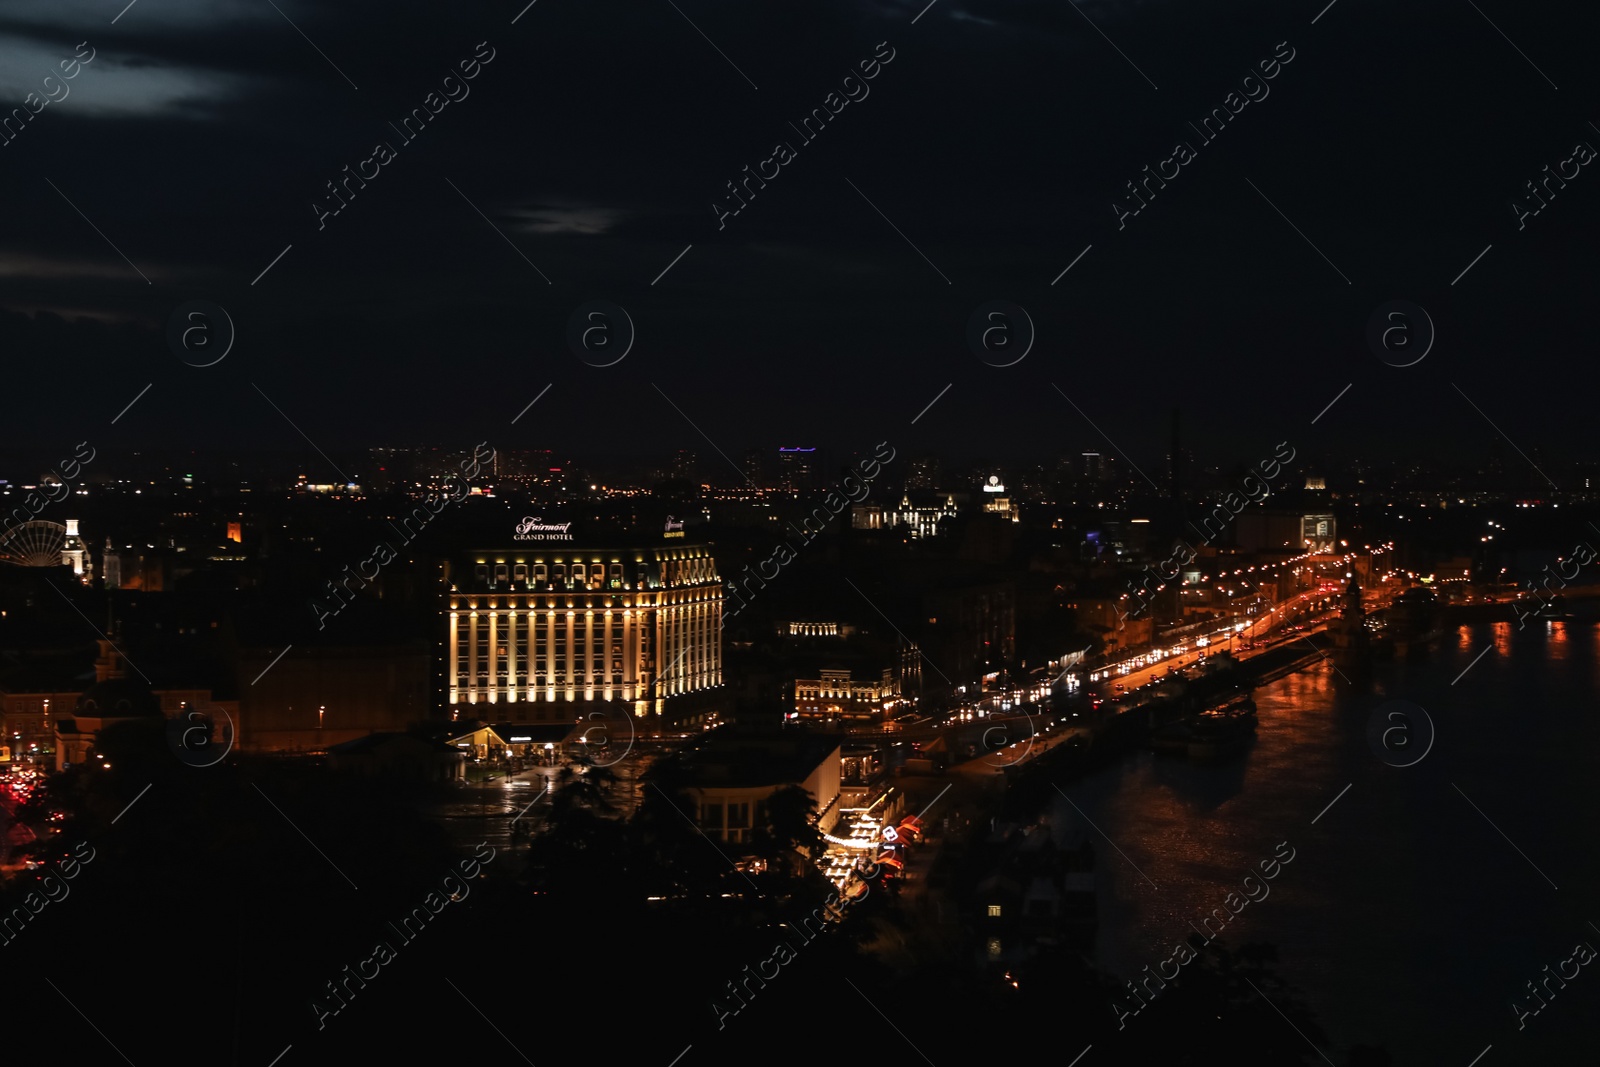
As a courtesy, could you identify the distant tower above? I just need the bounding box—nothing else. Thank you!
[1329,574,1370,677]
[671,449,698,482]
[93,626,126,683]
[62,519,87,577]
[905,456,940,491]
[102,538,121,588]
[776,447,816,491]
[742,449,765,487]
[1168,408,1185,547]
[1171,406,1184,508]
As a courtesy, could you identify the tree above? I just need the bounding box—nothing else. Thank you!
[625,762,728,912]
[753,786,825,865]
[747,785,829,899]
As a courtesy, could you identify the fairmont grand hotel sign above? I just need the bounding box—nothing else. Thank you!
[513,517,574,541]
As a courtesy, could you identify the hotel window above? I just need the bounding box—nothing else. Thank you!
[533,564,547,583]
[513,564,527,584]
[987,905,1002,918]
[727,802,750,829]
[700,802,722,831]
[571,564,585,585]
[475,564,489,585]
[553,564,567,582]
[494,564,508,584]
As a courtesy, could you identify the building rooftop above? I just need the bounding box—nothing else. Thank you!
[672,731,842,789]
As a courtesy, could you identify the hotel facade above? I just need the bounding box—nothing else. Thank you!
[440,526,724,728]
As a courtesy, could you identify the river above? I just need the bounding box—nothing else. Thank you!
[1055,613,1600,1062]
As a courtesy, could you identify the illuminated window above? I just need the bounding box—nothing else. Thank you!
[987,904,1002,918]
[987,938,1002,958]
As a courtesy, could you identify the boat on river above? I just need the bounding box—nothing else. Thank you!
[1186,697,1258,761]
[1149,694,1257,760]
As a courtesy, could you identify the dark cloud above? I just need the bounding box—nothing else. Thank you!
[0,0,1597,471]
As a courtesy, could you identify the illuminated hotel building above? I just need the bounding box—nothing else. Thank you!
[440,537,724,727]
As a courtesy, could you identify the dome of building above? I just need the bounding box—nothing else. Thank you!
[75,677,162,718]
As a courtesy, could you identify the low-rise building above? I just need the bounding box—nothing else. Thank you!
[674,732,844,845]
[794,666,898,722]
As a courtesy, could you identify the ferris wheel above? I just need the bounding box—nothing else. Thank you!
[0,520,67,567]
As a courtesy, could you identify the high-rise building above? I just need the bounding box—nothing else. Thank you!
[742,449,765,488]
[776,447,817,491]
[671,449,698,482]
[905,456,940,491]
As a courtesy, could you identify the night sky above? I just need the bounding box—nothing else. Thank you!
[2,0,1598,472]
